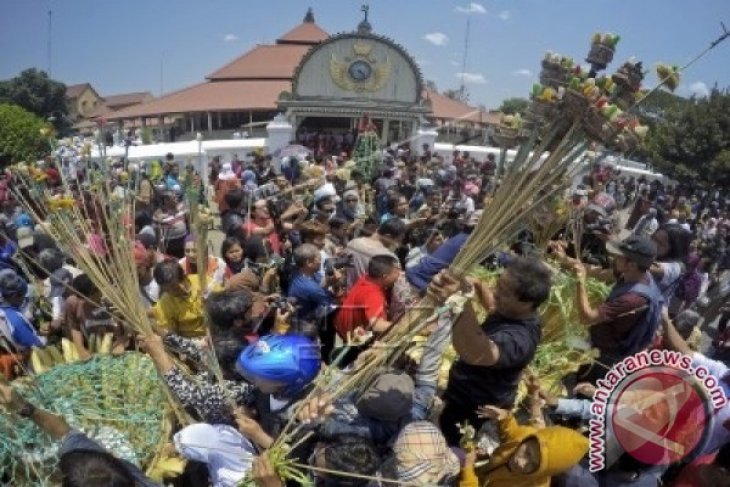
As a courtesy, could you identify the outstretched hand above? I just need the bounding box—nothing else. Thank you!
[296,393,334,424]
[476,404,509,421]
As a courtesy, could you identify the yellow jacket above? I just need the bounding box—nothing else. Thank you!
[479,414,588,487]
[459,464,480,487]
[152,276,207,338]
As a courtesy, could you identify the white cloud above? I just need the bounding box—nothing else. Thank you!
[689,81,709,97]
[424,32,449,46]
[223,34,238,42]
[455,2,487,14]
[512,68,532,77]
[450,60,461,67]
[456,72,487,84]
[498,10,511,20]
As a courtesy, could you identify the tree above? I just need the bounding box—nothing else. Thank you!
[644,87,730,187]
[0,104,51,166]
[634,89,687,126]
[0,69,69,133]
[498,97,529,115]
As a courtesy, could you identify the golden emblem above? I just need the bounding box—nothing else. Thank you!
[330,41,391,93]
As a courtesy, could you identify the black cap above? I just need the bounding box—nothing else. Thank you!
[606,235,657,268]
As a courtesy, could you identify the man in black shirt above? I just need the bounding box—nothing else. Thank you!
[428,257,552,445]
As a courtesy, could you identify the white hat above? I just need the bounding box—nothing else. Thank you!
[313,183,338,203]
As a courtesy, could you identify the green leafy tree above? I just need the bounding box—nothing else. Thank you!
[498,97,529,115]
[0,68,69,132]
[645,87,730,187]
[0,104,50,166]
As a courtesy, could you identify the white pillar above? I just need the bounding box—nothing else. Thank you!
[411,123,438,156]
[265,113,295,173]
[207,112,213,133]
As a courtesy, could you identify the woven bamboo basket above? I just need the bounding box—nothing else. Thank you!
[539,64,568,89]
[561,89,590,119]
[492,126,521,148]
[586,43,615,70]
[582,108,615,144]
[612,70,642,93]
[528,99,558,120]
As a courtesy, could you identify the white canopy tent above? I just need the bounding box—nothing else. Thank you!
[90,138,268,183]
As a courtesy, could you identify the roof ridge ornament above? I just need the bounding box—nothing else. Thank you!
[303,7,315,23]
[357,4,372,34]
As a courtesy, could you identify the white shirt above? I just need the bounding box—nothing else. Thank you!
[174,424,255,487]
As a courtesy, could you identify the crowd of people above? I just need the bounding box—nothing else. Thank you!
[1,140,730,487]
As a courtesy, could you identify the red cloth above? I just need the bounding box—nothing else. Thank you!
[243,220,281,255]
[335,276,387,339]
[44,167,61,186]
[0,354,21,379]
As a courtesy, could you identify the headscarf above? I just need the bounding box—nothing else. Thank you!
[218,162,236,181]
[391,421,460,484]
[242,170,257,191]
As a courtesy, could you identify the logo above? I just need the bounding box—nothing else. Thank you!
[589,350,727,472]
[329,41,391,93]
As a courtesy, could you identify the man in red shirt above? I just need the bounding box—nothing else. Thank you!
[335,254,401,340]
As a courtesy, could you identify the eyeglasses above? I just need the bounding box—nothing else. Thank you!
[345,198,358,203]
[321,208,336,213]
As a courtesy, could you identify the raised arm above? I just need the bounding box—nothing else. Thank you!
[0,381,70,440]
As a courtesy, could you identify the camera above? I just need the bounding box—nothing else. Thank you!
[324,254,354,276]
[270,296,291,311]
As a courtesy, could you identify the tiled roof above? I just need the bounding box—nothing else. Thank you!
[103,92,153,108]
[207,44,312,80]
[66,83,97,99]
[106,80,290,119]
[277,22,329,44]
[424,89,500,124]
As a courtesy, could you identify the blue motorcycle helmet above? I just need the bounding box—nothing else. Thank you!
[236,334,321,397]
[14,214,33,229]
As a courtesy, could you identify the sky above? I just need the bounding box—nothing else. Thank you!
[1,0,729,110]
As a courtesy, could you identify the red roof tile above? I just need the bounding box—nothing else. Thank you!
[103,92,154,109]
[207,44,313,80]
[277,22,329,45]
[107,80,290,119]
[66,83,99,99]
[424,89,499,124]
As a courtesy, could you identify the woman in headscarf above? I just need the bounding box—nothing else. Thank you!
[242,170,258,193]
[336,189,363,224]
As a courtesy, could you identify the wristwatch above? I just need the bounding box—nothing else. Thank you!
[17,401,36,418]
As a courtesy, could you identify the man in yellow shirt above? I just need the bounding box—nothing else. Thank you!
[151,261,206,337]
